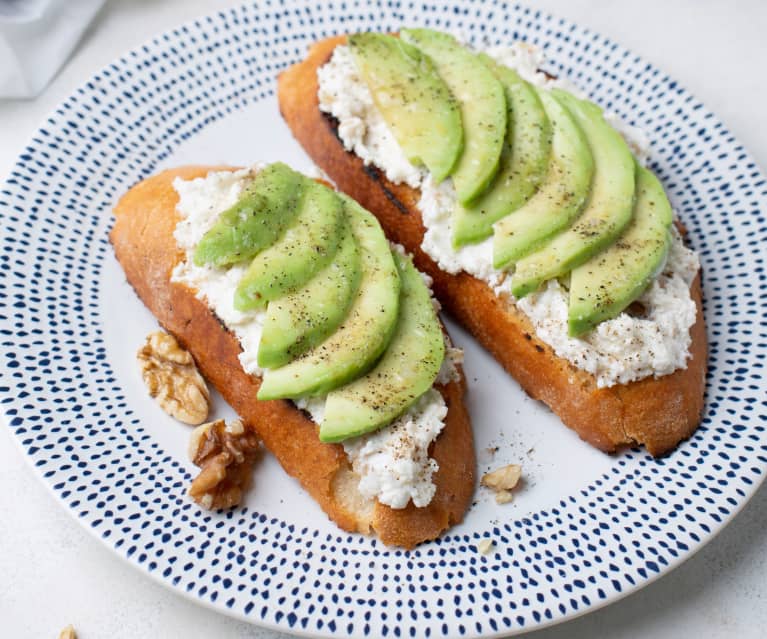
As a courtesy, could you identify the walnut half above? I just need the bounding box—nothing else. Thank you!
[481,463,522,504]
[137,331,210,425]
[188,419,260,510]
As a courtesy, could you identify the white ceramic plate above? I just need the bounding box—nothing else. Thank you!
[2,2,766,637]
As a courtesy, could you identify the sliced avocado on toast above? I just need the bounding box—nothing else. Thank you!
[511,90,636,298]
[349,32,463,183]
[257,217,362,369]
[339,29,682,346]
[194,162,303,267]
[400,28,507,203]
[320,250,445,442]
[234,179,344,310]
[492,88,594,268]
[257,197,401,400]
[568,165,673,335]
[452,56,553,247]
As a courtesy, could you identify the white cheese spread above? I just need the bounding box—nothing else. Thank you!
[317,44,426,189]
[515,228,698,387]
[317,43,700,388]
[295,388,447,508]
[343,389,447,508]
[171,168,458,509]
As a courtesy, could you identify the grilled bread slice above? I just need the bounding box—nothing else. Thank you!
[110,165,475,548]
[277,36,707,456]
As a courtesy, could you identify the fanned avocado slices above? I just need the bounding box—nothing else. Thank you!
[257,197,401,400]
[511,90,636,298]
[234,179,344,311]
[320,251,445,443]
[568,166,673,336]
[257,217,362,369]
[492,88,594,268]
[349,32,463,183]
[452,56,553,247]
[400,28,507,203]
[194,162,303,267]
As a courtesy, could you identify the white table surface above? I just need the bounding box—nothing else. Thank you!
[1,1,766,637]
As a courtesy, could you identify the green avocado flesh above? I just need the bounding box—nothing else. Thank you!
[257,197,401,400]
[511,90,637,298]
[568,166,672,336]
[349,33,463,183]
[234,180,344,311]
[256,217,362,369]
[194,163,303,267]
[401,29,506,203]
[492,88,593,268]
[319,251,445,443]
[451,56,553,247]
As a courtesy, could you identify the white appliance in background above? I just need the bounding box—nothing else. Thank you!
[0,0,106,98]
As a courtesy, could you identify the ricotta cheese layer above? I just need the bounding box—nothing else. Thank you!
[318,43,701,388]
[170,168,459,509]
[317,44,426,189]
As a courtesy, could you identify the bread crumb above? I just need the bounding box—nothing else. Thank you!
[495,489,514,504]
[476,538,494,555]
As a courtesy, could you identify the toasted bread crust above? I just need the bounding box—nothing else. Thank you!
[277,35,707,456]
[110,165,475,548]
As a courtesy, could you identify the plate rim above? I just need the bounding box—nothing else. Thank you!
[1,1,766,637]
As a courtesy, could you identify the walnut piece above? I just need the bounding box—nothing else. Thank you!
[476,538,495,555]
[58,626,77,639]
[137,331,210,425]
[188,418,260,510]
[481,464,522,504]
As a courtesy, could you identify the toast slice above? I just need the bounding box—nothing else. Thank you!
[110,165,475,548]
[277,35,707,457]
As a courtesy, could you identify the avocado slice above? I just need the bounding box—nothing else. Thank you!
[567,166,673,336]
[256,217,362,369]
[319,251,445,443]
[193,162,303,267]
[234,180,344,310]
[492,88,593,268]
[511,90,636,298]
[400,28,506,203]
[452,56,552,247]
[348,33,463,183]
[257,197,400,400]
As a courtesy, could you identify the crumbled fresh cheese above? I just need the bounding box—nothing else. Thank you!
[171,168,459,509]
[485,42,556,89]
[342,389,447,509]
[419,174,502,286]
[296,349,463,510]
[516,229,699,387]
[437,345,464,385]
[318,43,700,388]
[318,44,426,188]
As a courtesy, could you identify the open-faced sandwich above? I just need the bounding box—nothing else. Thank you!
[111,162,474,548]
[278,30,707,456]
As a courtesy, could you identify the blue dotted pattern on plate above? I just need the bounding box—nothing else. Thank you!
[1,1,766,637]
